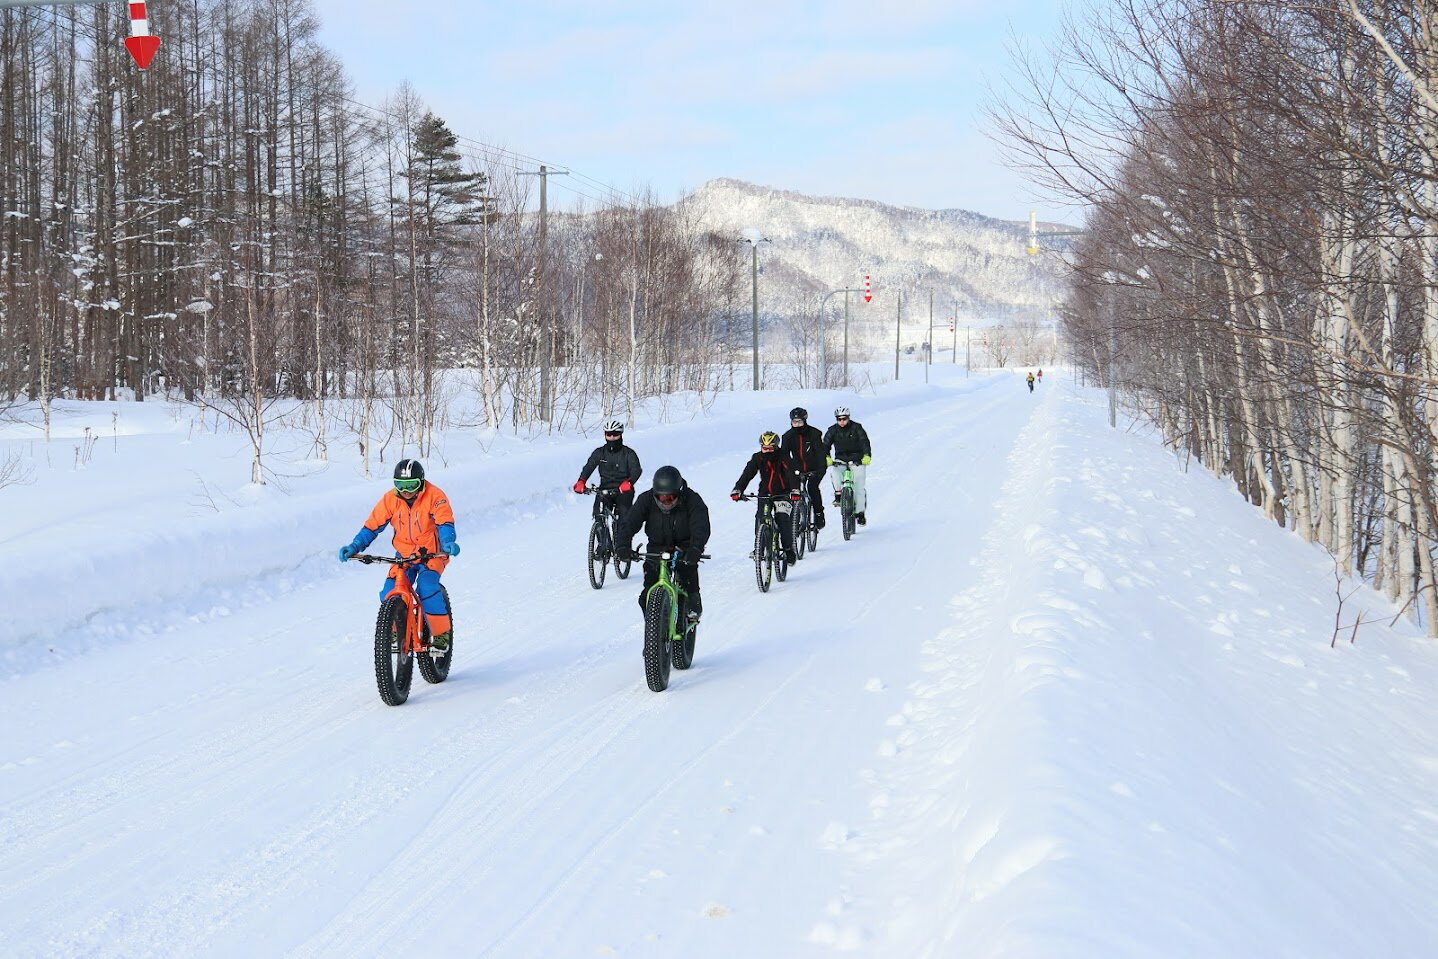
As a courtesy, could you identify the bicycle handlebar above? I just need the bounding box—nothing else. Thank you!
[352,550,449,566]
[735,493,797,502]
[633,550,710,562]
[581,485,623,495]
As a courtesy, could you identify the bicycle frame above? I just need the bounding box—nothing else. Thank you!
[643,553,686,642]
[354,552,445,655]
[638,549,708,639]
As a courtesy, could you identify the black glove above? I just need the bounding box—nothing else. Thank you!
[682,546,703,566]
[617,545,636,562]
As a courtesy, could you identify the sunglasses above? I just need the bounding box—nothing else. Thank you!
[604,431,622,439]
[656,492,678,506]
[394,478,424,494]
[836,416,850,422]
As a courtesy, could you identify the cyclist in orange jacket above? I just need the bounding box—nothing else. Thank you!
[339,459,459,649]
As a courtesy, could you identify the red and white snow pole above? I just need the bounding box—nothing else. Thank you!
[863,274,872,304]
[125,1,161,70]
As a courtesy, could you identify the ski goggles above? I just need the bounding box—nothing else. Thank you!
[393,478,424,494]
[655,492,679,508]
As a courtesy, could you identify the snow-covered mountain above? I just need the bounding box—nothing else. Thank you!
[680,178,1069,322]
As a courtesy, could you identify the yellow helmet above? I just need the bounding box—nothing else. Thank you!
[759,431,780,449]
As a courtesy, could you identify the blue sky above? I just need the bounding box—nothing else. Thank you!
[311,0,1068,216]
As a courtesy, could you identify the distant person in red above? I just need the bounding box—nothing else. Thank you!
[1037,368,1044,382]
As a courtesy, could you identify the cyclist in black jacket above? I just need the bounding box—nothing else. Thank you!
[573,418,642,524]
[615,465,711,622]
[731,430,800,565]
[823,406,873,525]
[780,407,827,531]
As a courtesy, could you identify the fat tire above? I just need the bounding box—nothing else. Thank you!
[374,595,414,706]
[672,598,696,670]
[643,587,673,692]
[417,584,453,685]
[794,501,809,560]
[587,521,607,589]
[754,524,772,593]
[775,524,789,582]
[611,515,633,579]
[806,500,820,551]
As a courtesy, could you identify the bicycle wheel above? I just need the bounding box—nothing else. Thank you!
[587,520,607,590]
[417,585,453,685]
[806,499,820,551]
[775,524,789,582]
[754,524,772,593]
[643,587,673,692]
[794,501,809,560]
[374,595,414,706]
[611,515,633,580]
[841,488,855,541]
[672,597,696,670]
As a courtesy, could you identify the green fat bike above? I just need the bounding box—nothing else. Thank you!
[636,548,709,692]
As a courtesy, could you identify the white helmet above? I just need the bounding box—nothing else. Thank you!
[834,406,851,419]
[602,418,625,433]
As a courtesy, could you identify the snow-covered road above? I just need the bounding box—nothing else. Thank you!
[4,372,1437,957]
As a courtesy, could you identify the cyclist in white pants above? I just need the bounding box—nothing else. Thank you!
[823,406,873,525]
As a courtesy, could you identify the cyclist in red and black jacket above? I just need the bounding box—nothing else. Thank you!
[780,406,827,530]
[731,430,800,565]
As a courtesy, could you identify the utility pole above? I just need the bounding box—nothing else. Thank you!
[894,292,902,380]
[819,286,863,387]
[843,291,851,384]
[965,327,971,377]
[926,290,933,383]
[520,164,568,422]
[752,244,761,389]
[738,233,769,390]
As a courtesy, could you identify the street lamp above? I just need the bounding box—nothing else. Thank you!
[819,286,863,387]
[738,231,770,390]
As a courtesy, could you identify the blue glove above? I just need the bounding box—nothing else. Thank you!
[339,545,356,562]
[441,539,460,557]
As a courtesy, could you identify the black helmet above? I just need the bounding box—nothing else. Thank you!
[789,407,808,422]
[393,458,425,494]
[652,465,685,495]
[652,465,685,511]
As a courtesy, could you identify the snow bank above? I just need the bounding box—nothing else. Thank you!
[840,381,1438,956]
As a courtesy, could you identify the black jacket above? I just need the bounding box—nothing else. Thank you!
[615,487,711,552]
[734,449,799,497]
[781,424,827,473]
[579,441,642,490]
[823,420,872,463]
